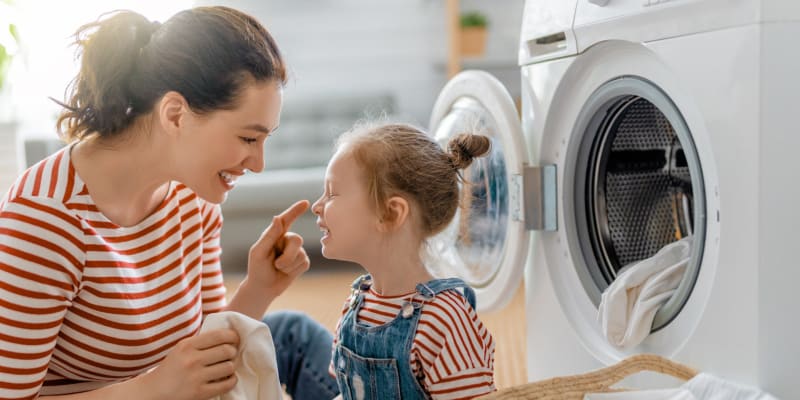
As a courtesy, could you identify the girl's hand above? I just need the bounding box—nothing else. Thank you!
[247,200,311,299]
[141,328,240,400]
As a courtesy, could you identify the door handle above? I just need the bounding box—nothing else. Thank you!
[511,165,558,231]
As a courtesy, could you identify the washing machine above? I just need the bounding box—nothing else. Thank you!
[426,0,800,398]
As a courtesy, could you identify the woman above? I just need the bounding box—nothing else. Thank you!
[0,7,338,400]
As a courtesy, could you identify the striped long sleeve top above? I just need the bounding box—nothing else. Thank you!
[0,146,227,399]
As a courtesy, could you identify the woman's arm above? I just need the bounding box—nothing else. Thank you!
[0,196,240,400]
[0,197,85,399]
[38,377,148,400]
[39,329,240,400]
[225,201,310,319]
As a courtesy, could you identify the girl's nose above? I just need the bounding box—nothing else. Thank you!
[311,196,323,215]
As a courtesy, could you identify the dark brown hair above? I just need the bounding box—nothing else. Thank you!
[336,122,491,237]
[56,7,287,141]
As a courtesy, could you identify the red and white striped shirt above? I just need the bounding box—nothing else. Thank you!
[332,287,496,400]
[0,146,227,399]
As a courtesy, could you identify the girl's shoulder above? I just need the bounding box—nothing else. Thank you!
[424,288,479,319]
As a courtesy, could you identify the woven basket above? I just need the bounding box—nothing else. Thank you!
[479,354,698,400]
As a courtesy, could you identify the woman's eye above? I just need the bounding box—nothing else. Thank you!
[240,137,258,144]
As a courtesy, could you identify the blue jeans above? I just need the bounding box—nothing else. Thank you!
[263,311,340,400]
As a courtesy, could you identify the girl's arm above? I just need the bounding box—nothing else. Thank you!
[420,292,497,399]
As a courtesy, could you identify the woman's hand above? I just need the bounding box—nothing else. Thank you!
[140,328,240,400]
[247,200,311,299]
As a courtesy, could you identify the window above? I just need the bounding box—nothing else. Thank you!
[12,0,191,138]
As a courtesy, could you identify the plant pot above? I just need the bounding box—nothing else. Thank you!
[459,26,487,57]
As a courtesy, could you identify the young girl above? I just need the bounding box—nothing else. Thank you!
[311,122,496,399]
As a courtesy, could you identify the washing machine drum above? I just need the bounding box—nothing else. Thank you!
[572,77,707,331]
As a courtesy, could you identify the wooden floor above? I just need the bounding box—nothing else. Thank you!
[224,260,528,390]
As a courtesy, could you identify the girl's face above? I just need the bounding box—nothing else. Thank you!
[175,80,283,204]
[311,148,381,263]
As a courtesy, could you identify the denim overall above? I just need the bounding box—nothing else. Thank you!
[332,274,477,400]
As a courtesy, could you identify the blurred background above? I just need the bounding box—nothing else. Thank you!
[0,0,527,388]
[0,0,524,268]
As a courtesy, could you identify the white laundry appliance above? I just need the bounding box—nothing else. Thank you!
[426,1,800,398]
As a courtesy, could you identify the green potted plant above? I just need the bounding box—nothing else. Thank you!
[459,10,488,57]
[0,0,20,192]
[0,0,20,94]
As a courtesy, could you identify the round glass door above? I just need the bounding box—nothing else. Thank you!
[428,97,509,287]
[570,76,706,331]
[427,70,528,312]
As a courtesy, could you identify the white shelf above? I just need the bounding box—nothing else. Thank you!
[434,57,518,72]
[460,57,518,70]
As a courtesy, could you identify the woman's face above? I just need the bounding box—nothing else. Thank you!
[176,80,283,204]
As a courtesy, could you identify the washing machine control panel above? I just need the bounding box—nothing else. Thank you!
[573,0,761,52]
[519,0,578,65]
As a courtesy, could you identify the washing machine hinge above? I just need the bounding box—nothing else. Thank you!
[511,164,558,231]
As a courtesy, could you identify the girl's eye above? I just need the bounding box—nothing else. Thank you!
[240,137,258,144]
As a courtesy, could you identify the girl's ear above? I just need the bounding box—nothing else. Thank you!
[378,196,410,232]
[158,91,190,137]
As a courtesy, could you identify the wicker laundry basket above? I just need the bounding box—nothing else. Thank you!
[479,354,698,400]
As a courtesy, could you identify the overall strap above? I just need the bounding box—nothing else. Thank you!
[350,274,373,291]
[344,274,373,312]
[415,277,477,309]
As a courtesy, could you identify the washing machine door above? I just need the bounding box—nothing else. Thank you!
[427,70,535,312]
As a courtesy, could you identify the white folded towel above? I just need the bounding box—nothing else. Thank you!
[582,373,779,399]
[584,388,695,399]
[682,373,779,400]
[598,236,693,349]
[200,311,283,400]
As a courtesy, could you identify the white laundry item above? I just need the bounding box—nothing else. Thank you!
[583,372,779,400]
[200,311,283,400]
[598,236,694,349]
[682,373,779,400]
[583,388,696,400]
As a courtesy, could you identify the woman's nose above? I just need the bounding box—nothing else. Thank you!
[244,144,265,173]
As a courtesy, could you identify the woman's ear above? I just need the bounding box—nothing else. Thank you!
[378,196,410,232]
[158,91,190,137]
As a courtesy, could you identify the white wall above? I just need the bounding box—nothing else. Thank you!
[194,0,524,125]
[0,123,22,196]
[0,0,193,195]
[0,0,524,194]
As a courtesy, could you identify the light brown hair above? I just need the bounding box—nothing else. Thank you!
[336,122,491,237]
[55,7,287,141]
